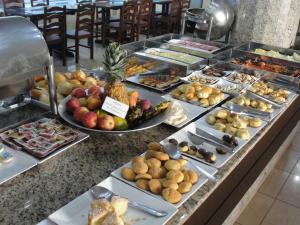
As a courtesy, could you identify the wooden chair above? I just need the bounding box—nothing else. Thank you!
[105,1,138,44]
[136,0,153,40]
[43,6,67,66]
[31,0,49,7]
[3,0,24,16]
[94,4,103,39]
[153,0,181,35]
[67,4,95,64]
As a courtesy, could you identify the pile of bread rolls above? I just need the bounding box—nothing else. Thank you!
[171,82,225,107]
[231,95,273,112]
[205,109,263,140]
[121,142,199,204]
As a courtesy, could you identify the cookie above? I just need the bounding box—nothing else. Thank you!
[149,179,162,194]
[164,160,181,171]
[121,167,136,181]
[132,161,148,174]
[162,188,182,204]
[166,170,184,183]
[178,181,192,194]
[136,179,149,191]
[146,158,161,169]
[183,170,198,184]
[135,173,152,180]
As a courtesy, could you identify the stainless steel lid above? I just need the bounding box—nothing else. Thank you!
[0,16,50,87]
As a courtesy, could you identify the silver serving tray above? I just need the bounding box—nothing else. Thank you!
[222,91,284,122]
[126,73,182,92]
[197,107,268,142]
[111,152,217,208]
[223,70,259,85]
[246,81,298,106]
[162,94,208,128]
[58,89,170,134]
[212,49,300,78]
[235,42,300,65]
[211,78,248,96]
[180,71,220,85]
[160,122,246,168]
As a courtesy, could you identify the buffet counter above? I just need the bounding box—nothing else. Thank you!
[0,94,299,225]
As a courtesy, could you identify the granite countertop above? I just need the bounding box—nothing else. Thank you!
[0,96,296,225]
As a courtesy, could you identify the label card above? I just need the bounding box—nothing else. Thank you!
[101,97,129,119]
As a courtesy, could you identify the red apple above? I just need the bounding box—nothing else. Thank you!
[82,111,97,128]
[87,95,101,110]
[97,114,115,131]
[88,85,102,96]
[71,88,86,98]
[73,107,89,122]
[141,99,152,111]
[66,97,81,112]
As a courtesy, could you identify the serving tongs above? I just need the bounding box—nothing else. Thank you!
[187,128,234,153]
[0,94,31,114]
[227,102,271,120]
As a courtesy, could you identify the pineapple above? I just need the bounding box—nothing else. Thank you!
[103,42,129,105]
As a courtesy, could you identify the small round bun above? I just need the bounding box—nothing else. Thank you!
[121,167,136,181]
[178,181,192,194]
[164,160,181,171]
[136,179,149,190]
[146,158,161,169]
[162,180,179,190]
[132,161,148,174]
[162,188,182,204]
[135,173,152,180]
[183,170,199,184]
[166,170,184,183]
[149,179,162,194]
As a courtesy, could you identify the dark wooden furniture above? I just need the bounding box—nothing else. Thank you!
[3,0,24,16]
[67,4,95,63]
[153,0,181,35]
[104,1,138,44]
[31,0,49,7]
[43,6,67,66]
[136,0,153,39]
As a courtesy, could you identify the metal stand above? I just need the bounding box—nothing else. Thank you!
[46,57,58,115]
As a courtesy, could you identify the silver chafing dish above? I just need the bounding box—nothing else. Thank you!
[181,0,235,41]
[0,16,57,115]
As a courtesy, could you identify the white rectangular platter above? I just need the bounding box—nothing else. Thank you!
[197,107,268,141]
[48,176,177,225]
[160,122,246,168]
[111,154,217,208]
[162,94,208,128]
[0,143,38,185]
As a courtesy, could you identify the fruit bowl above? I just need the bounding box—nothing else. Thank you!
[58,89,170,134]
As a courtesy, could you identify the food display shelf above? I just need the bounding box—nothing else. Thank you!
[235,41,300,65]
[212,49,300,78]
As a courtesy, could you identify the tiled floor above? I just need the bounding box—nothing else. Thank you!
[236,127,300,225]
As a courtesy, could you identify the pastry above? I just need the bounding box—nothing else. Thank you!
[132,161,148,174]
[146,158,161,169]
[206,115,216,125]
[135,173,152,180]
[215,109,228,119]
[166,170,184,183]
[199,98,209,107]
[147,142,162,151]
[153,152,169,161]
[187,146,197,155]
[236,128,250,140]
[226,113,238,123]
[197,89,209,98]
[102,211,124,225]
[164,160,181,171]
[183,170,198,184]
[88,199,111,225]
[121,167,136,181]
[132,156,145,164]
[111,196,128,216]
[136,179,149,190]
[162,188,182,204]
[249,118,262,128]
[149,179,162,194]
[168,138,179,145]
[204,152,217,163]
[178,181,192,194]
[177,159,187,168]
[232,117,247,129]
[178,141,189,152]
[148,167,167,179]
[208,95,220,105]
[214,123,226,132]
[225,124,237,136]
[162,180,179,190]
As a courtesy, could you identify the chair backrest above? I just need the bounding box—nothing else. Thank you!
[3,0,24,15]
[180,0,190,13]
[170,0,181,19]
[75,4,95,36]
[138,0,153,25]
[31,0,49,7]
[120,0,138,29]
[43,6,66,43]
